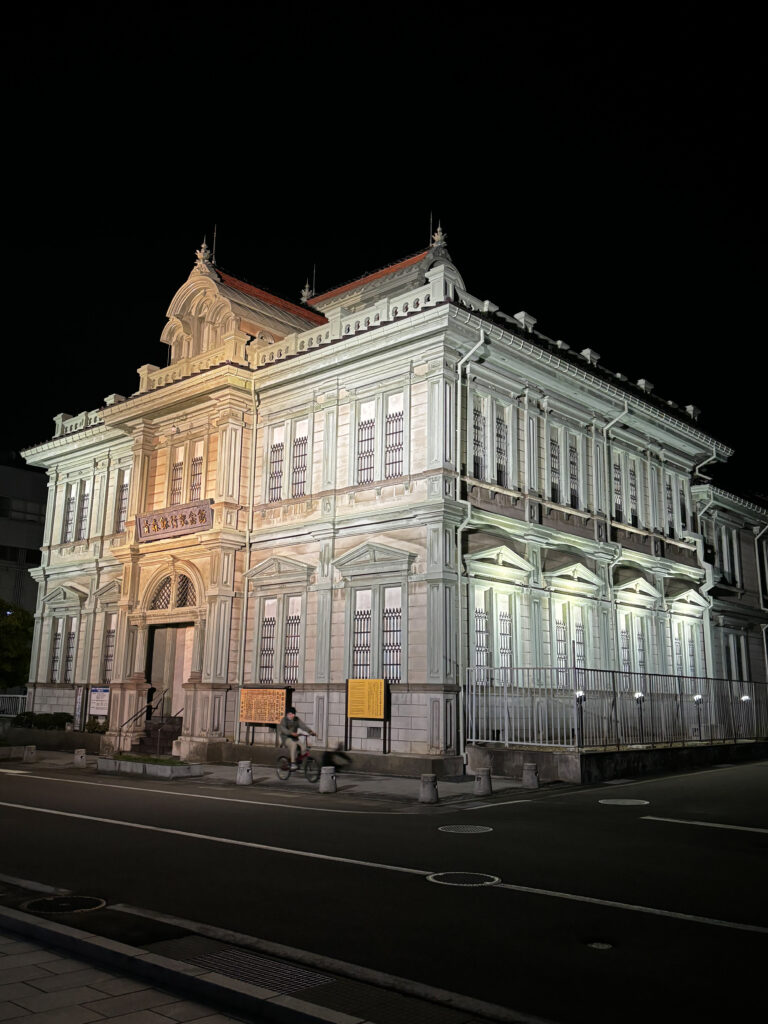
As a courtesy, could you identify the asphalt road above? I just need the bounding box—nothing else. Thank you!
[2,761,766,1024]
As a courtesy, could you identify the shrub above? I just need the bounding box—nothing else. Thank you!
[11,711,73,730]
[85,716,109,734]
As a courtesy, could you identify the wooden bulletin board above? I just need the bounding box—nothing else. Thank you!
[239,688,288,724]
[345,678,389,753]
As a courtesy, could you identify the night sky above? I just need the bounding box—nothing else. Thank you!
[4,8,764,500]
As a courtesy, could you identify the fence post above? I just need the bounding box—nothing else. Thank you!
[611,672,620,747]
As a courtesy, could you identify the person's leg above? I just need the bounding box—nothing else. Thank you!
[286,738,299,765]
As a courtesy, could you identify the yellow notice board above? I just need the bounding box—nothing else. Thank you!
[347,678,386,720]
[239,688,287,724]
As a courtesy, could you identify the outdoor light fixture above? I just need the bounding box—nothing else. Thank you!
[634,691,645,703]
[693,694,703,704]
[740,694,751,702]
[575,690,586,704]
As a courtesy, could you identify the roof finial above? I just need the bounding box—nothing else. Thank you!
[192,237,218,278]
[301,278,314,304]
[431,222,447,248]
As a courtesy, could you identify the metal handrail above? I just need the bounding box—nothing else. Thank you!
[116,688,167,752]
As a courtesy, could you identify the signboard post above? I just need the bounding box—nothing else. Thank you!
[345,678,389,753]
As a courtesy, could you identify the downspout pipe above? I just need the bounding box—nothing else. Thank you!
[456,326,485,765]
[693,449,718,482]
[235,375,258,741]
[601,402,628,670]
[602,401,629,526]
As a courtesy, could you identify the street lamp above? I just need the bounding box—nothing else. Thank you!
[575,690,586,748]
[693,694,703,741]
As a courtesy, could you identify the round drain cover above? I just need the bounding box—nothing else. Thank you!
[598,799,650,806]
[427,872,500,887]
[22,896,106,914]
[438,824,493,834]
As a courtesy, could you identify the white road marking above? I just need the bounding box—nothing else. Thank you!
[642,815,768,835]
[2,799,766,936]
[0,769,29,775]
[0,773,390,814]
[0,801,429,875]
[494,880,768,933]
[461,799,532,811]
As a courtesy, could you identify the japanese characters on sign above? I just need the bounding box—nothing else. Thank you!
[347,678,386,720]
[88,687,110,716]
[239,688,288,724]
[136,500,214,543]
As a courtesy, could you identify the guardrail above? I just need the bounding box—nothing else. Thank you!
[465,666,766,749]
[0,694,26,718]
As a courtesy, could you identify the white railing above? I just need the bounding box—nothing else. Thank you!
[465,667,766,749]
[0,694,27,718]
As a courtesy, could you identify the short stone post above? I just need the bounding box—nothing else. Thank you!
[73,748,87,768]
[474,767,492,796]
[419,773,439,804]
[236,760,253,785]
[22,745,36,763]
[319,765,337,793]
[521,762,539,789]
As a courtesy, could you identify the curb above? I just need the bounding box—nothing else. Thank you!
[0,905,357,1024]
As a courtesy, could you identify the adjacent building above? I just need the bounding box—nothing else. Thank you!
[21,232,768,762]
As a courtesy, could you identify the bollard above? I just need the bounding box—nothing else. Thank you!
[236,760,253,785]
[419,773,439,804]
[474,767,492,796]
[319,765,337,793]
[73,748,87,768]
[22,745,36,763]
[521,762,539,789]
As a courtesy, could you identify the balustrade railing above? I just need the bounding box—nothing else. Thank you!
[0,694,26,718]
[464,666,766,749]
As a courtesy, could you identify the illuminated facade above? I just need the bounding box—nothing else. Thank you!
[22,233,768,760]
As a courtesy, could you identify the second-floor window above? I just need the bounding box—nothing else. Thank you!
[496,415,509,488]
[75,481,90,541]
[102,614,116,683]
[268,427,285,502]
[190,441,204,501]
[291,421,309,497]
[473,407,487,480]
[550,437,561,503]
[116,470,130,533]
[357,401,375,485]
[384,395,404,479]
[170,446,184,505]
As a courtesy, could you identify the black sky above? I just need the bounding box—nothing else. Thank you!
[3,7,764,499]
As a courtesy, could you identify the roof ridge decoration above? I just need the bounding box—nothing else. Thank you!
[192,239,220,280]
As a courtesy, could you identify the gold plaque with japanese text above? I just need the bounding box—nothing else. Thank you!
[347,678,385,720]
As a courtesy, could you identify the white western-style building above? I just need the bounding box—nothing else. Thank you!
[22,232,768,769]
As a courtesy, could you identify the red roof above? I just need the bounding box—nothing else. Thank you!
[218,270,327,326]
[310,251,430,304]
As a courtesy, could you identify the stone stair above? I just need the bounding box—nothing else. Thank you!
[132,716,183,756]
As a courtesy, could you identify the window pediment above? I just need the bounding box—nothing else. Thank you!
[666,580,708,608]
[464,545,534,583]
[333,542,416,579]
[544,562,603,593]
[43,584,88,612]
[614,572,661,602]
[245,556,313,588]
[93,579,121,610]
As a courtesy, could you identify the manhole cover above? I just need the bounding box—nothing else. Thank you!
[587,942,613,950]
[438,824,494,834]
[22,896,106,914]
[426,872,500,887]
[598,799,650,806]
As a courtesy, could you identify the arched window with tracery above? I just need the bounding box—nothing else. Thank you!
[150,573,196,610]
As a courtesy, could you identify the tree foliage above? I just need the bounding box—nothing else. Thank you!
[0,598,33,690]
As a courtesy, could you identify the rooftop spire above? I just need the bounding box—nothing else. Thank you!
[300,279,314,304]
[431,222,447,249]
[192,238,218,279]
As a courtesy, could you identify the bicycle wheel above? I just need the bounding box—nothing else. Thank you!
[304,756,320,783]
[276,756,291,781]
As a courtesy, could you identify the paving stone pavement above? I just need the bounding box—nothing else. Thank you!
[0,931,247,1024]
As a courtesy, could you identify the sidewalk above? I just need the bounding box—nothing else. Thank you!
[6,749,531,811]
[0,882,523,1024]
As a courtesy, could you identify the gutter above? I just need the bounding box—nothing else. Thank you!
[455,324,486,764]
[235,375,259,740]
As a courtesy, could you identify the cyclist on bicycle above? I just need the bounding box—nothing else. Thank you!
[277,707,316,770]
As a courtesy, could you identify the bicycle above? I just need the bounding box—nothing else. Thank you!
[276,735,320,783]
